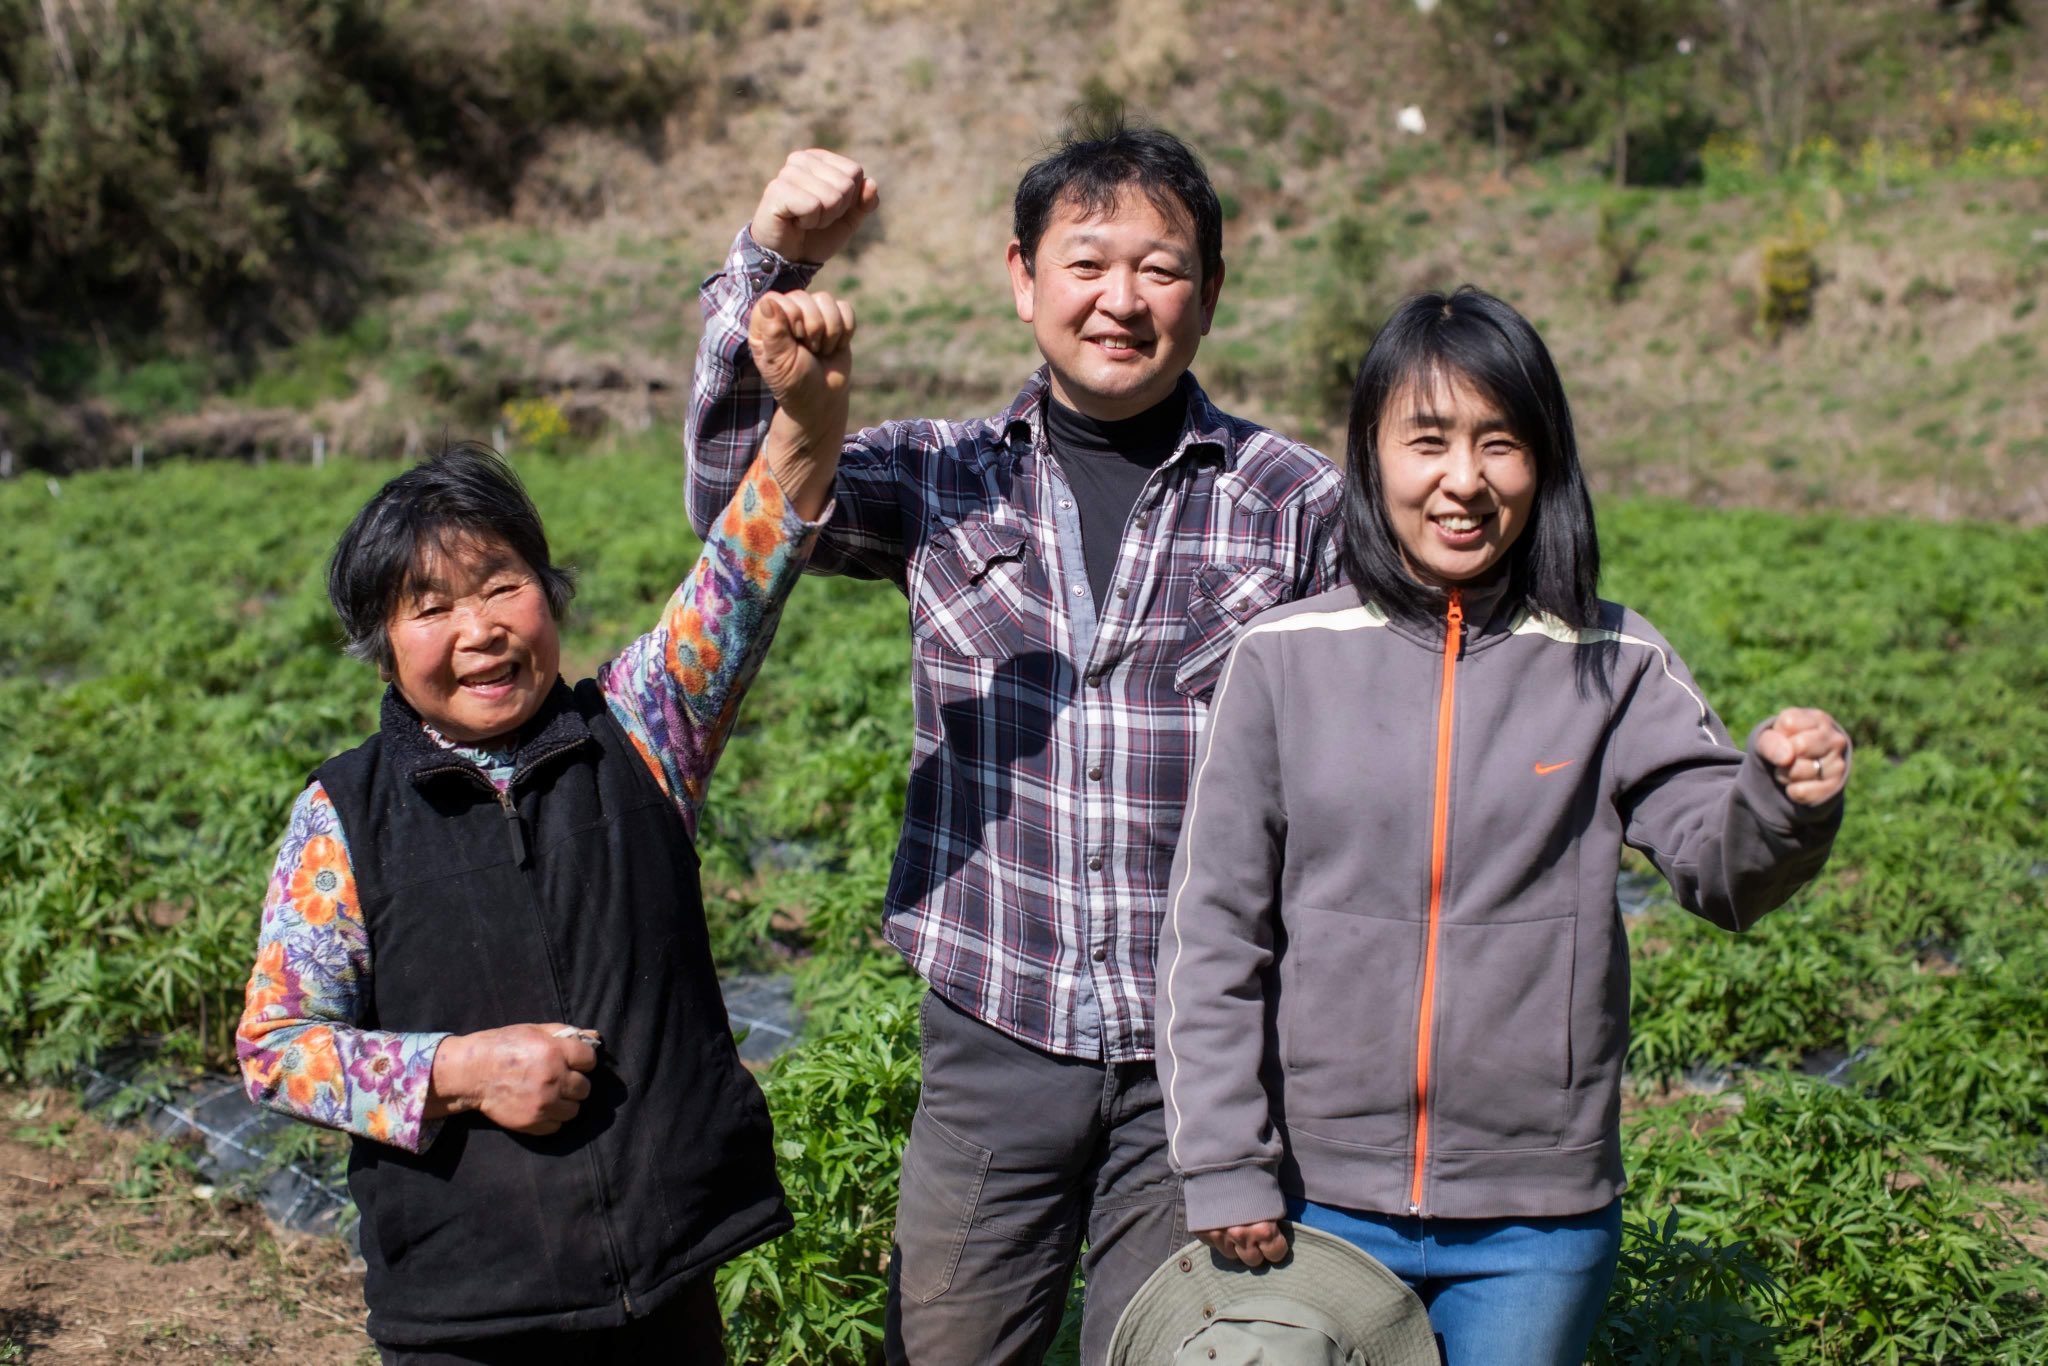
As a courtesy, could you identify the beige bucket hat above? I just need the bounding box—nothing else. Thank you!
[1107,1226,1438,1366]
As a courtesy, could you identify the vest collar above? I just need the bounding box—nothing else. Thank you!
[379,681,598,795]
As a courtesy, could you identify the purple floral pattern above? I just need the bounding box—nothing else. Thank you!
[236,454,821,1151]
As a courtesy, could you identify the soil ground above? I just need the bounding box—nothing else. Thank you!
[0,1088,370,1364]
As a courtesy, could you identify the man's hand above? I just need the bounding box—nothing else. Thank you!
[750,149,879,266]
[1754,706,1851,806]
[1194,1221,1291,1268]
[426,1023,598,1135]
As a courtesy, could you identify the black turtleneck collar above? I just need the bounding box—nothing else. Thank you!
[1044,377,1191,468]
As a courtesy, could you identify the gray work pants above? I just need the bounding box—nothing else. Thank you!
[884,992,1187,1366]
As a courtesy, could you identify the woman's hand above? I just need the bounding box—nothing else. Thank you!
[1754,707,1851,805]
[750,289,855,520]
[1194,1221,1291,1268]
[425,1023,599,1135]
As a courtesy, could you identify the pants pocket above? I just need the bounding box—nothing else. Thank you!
[893,1101,995,1304]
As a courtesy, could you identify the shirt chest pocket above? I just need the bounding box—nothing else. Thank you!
[912,515,1044,660]
[1172,560,1295,701]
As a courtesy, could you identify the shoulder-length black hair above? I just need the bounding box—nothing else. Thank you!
[1339,286,1600,630]
[327,442,576,672]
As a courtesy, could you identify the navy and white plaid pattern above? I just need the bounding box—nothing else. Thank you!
[688,230,1343,1060]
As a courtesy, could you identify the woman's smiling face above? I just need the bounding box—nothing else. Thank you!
[386,532,560,744]
[1376,367,1538,590]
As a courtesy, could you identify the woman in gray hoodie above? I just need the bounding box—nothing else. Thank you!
[1155,287,1849,1364]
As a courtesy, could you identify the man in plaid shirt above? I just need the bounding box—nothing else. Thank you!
[687,124,1343,1364]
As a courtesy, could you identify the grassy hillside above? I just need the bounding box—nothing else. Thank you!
[5,0,2044,522]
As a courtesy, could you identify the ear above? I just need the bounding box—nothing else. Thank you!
[1006,240,1036,324]
[1199,259,1226,335]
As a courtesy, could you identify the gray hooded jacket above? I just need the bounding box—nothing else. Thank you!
[1156,584,1842,1230]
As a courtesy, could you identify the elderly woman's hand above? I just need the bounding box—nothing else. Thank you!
[750,288,855,440]
[1755,707,1851,806]
[1194,1221,1291,1268]
[426,1023,599,1135]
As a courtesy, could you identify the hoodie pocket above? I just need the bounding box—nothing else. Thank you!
[1430,914,1575,1150]
[1274,904,1422,1151]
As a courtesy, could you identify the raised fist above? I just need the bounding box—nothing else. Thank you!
[750,149,879,266]
[1754,706,1851,806]
[748,289,856,438]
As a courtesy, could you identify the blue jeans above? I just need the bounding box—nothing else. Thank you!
[1291,1197,1622,1366]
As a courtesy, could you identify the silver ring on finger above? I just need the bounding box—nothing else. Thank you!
[1811,757,1824,780]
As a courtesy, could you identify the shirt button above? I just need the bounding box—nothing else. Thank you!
[1116,587,1129,600]
[1088,765,1103,780]
[1136,514,1149,529]
[1060,500,1073,509]
[1088,856,1104,871]
[1071,584,1086,596]
[1086,672,1103,687]
[1092,948,1107,962]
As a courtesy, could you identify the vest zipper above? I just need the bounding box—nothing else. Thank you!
[495,790,528,867]
[1409,588,1463,1215]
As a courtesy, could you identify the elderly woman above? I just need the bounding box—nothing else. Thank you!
[1156,287,1850,1364]
[236,290,855,1364]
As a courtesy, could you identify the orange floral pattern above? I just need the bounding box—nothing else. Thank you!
[236,453,818,1154]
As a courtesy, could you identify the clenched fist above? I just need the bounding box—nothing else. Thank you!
[750,149,879,266]
[1754,707,1851,806]
[426,1023,599,1136]
[749,289,856,443]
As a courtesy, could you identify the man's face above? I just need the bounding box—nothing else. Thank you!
[1007,187,1223,421]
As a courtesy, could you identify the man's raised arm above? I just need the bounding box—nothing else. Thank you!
[685,150,878,539]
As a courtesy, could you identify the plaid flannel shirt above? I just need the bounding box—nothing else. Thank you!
[687,228,1343,1061]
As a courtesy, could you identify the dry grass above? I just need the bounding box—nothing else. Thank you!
[0,1088,371,1364]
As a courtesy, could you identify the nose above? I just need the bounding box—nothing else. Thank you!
[1097,267,1144,320]
[452,601,505,649]
[1440,441,1486,499]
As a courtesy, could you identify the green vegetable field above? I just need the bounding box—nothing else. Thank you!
[3,437,2043,1360]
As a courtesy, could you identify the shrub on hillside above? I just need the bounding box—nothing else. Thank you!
[1758,216,1820,341]
[1289,214,1389,431]
[0,0,703,375]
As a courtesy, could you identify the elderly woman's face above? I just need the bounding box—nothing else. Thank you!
[387,533,560,744]
[1376,368,1537,590]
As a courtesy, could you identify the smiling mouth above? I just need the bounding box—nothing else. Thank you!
[1430,511,1496,544]
[460,663,519,690]
[1089,336,1152,354]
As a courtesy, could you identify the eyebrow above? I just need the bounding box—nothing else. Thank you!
[1397,409,1516,434]
[1061,230,1189,261]
[404,549,517,600]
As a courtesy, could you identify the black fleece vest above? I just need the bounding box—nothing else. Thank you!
[316,680,790,1346]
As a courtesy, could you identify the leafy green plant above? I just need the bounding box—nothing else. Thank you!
[719,995,921,1365]
[1626,1073,2048,1361]
[1590,1210,1780,1364]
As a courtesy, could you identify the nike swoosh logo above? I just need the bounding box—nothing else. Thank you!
[1534,760,1574,775]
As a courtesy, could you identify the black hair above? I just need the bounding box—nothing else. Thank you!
[1012,116,1224,290]
[1339,286,1601,630]
[326,441,575,672]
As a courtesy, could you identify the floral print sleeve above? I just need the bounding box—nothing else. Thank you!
[599,452,824,836]
[236,783,445,1153]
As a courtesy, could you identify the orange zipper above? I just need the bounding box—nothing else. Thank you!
[1410,588,1463,1214]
